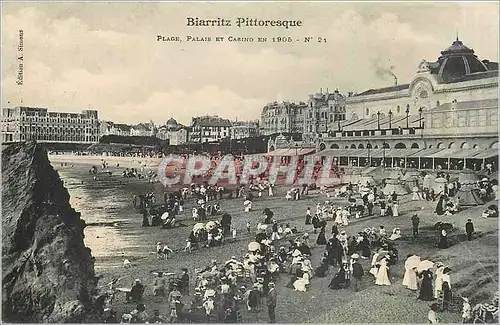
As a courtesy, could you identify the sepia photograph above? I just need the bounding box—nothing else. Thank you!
[1,1,499,323]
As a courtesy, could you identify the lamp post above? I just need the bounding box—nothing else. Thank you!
[388,110,393,129]
[418,107,423,128]
[377,111,380,130]
[383,141,387,167]
[406,106,410,129]
[367,142,371,167]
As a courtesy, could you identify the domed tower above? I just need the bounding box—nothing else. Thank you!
[166,117,178,130]
[436,38,488,82]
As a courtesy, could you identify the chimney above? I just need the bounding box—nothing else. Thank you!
[394,76,398,86]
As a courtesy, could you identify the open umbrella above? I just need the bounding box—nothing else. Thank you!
[205,221,216,230]
[248,242,261,251]
[417,260,434,273]
[201,272,213,279]
[375,250,389,261]
[405,255,421,269]
[161,212,170,220]
[193,223,205,232]
[205,289,216,297]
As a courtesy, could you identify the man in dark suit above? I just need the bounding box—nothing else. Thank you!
[351,256,364,292]
[266,282,277,323]
[411,214,420,236]
[465,219,475,241]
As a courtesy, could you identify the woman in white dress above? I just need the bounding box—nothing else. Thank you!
[293,272,310,292]
[341,209,350,226]
[375,258,391,286]
[389,228,402,241]
[392,203,399,217]
[412,186,420,201]
[434,263,445,298]
[335,208,343,225]
[402,257,418,291]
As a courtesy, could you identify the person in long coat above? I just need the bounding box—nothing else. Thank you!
[435,195,446,215]
[437,229,449,249]
[316,226,327,245]
[328,265,348,290]
[418,269,434,301]
[360,235,371,259]
[375,258,391,286]
[305,208,312,225]
[402,256,418,291]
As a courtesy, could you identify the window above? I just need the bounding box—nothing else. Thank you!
[366,108,369,116]
[397,105,400,114]
[442,57,466,81]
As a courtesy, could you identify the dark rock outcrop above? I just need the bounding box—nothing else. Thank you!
[2,141,99,323]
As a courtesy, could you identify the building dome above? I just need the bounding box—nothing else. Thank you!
[166,118,178,127]
[436,38,488,82]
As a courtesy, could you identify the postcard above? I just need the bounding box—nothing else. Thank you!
[1,1,498,324]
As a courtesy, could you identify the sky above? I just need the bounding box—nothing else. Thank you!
[2,2,498,125]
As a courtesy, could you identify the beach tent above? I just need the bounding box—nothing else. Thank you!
[357,175,376,186]
[457,186,484,206]
[402,171,420,182]
[383,178,410,196]
[432,177,447,195]
[388,168,404,180]
[363,166,386,179]
[458,172,480,185]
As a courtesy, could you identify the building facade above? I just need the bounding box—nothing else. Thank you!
[260,101,307,136]
[130,122,155,137]
[100,121,132,137]
[230,120,260,139]
[157,118,189,145]
[2,106,99,143]
[318,38,498,151]
[303,89,347,140]
[189,115,232,143]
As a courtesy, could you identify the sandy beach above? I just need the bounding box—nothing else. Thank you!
[52,158,498,323]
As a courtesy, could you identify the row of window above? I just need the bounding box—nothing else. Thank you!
[20,134,98,142]
[21,116,96,123]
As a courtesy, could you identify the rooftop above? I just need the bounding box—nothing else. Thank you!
[354,84,410,97]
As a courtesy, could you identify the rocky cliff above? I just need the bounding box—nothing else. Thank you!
[2,141,99,323]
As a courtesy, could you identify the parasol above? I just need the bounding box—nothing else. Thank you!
[205,289,216,297]
[405,255,421,269]
[417,260,435,272]
[205,221,216,230]
[248,241,261,251]
[161,212,170,220]
[375,250,389,261]
[193,223,205,232]
[201,272,214,279]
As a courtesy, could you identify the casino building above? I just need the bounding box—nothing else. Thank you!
[317,38,498,154]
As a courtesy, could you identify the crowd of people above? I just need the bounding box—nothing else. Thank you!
[88,157,499,324]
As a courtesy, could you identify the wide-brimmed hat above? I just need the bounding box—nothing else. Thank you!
[351,253,360,259]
